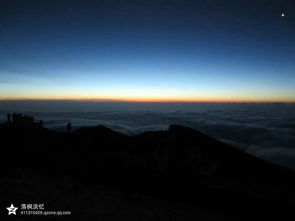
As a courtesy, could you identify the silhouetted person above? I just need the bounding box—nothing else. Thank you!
[39,120,44,128]
[67,122,72,132]
[7,113,11,123]
[12,113,20,124]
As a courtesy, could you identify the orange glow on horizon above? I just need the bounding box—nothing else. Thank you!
[0,95,294,103]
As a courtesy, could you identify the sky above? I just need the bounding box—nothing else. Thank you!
[0,0,295,102]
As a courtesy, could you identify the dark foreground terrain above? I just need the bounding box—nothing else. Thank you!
[1,118,295,220]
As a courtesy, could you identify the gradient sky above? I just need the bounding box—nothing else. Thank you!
[0,0,295,102]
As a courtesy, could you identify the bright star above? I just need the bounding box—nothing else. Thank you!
[281,13,285,17]
[7,204,18,215]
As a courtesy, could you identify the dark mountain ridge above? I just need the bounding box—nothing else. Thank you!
[1,120,295,220]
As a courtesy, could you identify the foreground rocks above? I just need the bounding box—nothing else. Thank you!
[1,122,295,220]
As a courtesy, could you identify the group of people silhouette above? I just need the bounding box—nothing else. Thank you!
[6,113,72,132]
[7,113,35,126]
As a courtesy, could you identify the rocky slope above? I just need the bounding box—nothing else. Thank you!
[1,121,295,220]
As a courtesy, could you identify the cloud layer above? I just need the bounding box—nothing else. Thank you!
[1,102,295,169]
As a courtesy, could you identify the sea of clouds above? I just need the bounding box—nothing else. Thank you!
[1,101,295,169]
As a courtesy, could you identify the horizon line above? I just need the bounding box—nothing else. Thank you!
[0,98,294,104]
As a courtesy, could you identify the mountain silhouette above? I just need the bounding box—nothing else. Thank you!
[0,119,295,220]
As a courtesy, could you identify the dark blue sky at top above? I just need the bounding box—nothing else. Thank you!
[0,0,295,101]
